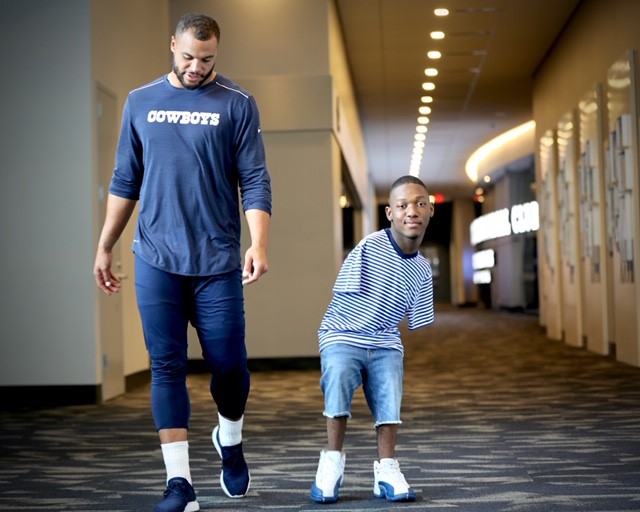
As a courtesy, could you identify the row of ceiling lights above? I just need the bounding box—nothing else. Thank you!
[408,6,502,205]
[408,7,450,183]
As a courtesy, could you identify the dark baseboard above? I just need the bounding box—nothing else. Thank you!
[249,356,320,372]
[188,356,320,373]
[0,385,101,410]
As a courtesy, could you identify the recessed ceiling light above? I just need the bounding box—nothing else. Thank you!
[419,106,432,115]
[434,8,449,16]
[422,82,436,91]
[421,96,433,103]
[424,68,438,77]
[427,51,442,59]
[418,116,430,125]
[416,125,428,133]
[430,31,445,40]
[415,133,426,141]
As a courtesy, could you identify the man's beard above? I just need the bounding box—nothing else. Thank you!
[172,63,214,90]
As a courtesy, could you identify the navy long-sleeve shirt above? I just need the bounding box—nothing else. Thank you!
[110,74,272,276]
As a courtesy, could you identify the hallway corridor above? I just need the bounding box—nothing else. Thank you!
[1,304,639,511]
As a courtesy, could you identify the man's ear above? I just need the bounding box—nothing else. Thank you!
[429,203,435,217]
[385,205,393,222]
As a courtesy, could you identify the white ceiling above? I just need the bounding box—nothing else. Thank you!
[335,0,581,200]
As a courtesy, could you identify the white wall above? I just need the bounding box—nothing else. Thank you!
[0,0,95,385]
[327,0,375,234]
[91,0,170,377]
[0,0,170,388]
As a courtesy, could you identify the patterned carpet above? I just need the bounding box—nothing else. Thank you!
[2,304,640,511]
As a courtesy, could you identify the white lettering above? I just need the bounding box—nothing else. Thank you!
[473,269,492,284]
[470,208,511,245]
[511,201,540,234]
[166,111,181,123]
[146,110,221,126]
[470,201,539,246]
[472,249,495,270]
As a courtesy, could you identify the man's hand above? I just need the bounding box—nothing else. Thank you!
[242,245,268,285]
[93,248,122,295]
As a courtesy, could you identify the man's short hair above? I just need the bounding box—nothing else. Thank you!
[176,12,220,41]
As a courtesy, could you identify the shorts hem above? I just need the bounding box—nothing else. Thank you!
[323,411,351,419]
[374,420,402,428]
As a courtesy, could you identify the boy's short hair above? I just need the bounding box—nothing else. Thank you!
[389,175,428,195]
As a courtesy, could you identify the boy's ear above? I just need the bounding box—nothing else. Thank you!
[385,205,393,221]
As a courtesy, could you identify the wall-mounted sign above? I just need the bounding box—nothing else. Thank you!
[473,269,492,284]
[470,201,539,246]
[472,249,495,270]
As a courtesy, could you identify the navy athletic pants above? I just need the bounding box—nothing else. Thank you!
[135,255,250,430]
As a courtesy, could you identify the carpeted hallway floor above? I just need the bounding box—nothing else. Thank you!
[2,304,640,511]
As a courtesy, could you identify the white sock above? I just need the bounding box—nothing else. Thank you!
[161,441,192,484]
[217,414,243,446]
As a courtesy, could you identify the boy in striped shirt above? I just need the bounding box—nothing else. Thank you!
[311,175,435,504]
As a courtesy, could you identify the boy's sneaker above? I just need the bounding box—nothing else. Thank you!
[373,458,416,502]
[212,426,251,498]
[154,477,199,512]
[310,450,346,503]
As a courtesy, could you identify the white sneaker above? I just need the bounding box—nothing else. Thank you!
[373,458,416,501]
[310,450,345,503]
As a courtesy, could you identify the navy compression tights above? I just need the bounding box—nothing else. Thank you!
[135,256,250,430]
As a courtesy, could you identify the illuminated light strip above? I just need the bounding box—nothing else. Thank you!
[465,120,536,182]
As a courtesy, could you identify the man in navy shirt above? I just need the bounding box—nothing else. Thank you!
[94,12,271,512]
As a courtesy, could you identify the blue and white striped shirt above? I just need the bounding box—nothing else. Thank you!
[318,229,434,353]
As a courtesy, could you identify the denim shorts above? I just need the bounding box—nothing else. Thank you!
[320,343,404,427]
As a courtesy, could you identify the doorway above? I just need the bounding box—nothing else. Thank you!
[96,83,125,401]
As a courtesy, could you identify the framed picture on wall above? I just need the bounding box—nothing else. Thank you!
[604,50,637,283]
[556,109,578,283]
[578,85,604,282]
[538,129,558,277]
